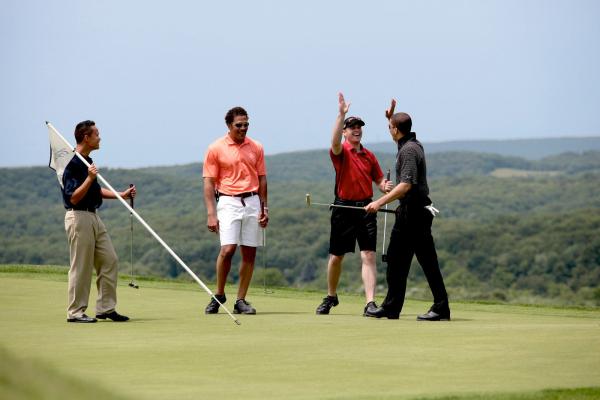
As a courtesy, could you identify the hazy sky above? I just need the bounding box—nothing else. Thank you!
[1,0,599,168]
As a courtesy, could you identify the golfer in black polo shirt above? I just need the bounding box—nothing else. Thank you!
[364,100,450,321]
[62,120,135,323]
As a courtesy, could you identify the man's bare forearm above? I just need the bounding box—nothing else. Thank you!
[258,175,268,208]
[203,178,217,216]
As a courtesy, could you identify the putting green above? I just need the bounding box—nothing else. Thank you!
[1,267,599,400]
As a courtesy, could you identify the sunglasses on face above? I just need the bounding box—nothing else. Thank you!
[234,122,249,128]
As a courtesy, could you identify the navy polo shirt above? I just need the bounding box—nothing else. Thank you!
[61,155,102,210]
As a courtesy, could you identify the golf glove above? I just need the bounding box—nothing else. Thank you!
[425,204,440,217]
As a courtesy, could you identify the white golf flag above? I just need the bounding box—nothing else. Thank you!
[48,122,75,188]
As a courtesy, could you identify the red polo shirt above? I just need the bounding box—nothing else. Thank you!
[330,141,384,200]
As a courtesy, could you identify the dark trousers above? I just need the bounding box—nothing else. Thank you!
[382,205,448,315]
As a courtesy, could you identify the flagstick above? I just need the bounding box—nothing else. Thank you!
[46,122,240,326]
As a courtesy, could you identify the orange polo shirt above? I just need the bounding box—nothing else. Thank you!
[203,134,266,195]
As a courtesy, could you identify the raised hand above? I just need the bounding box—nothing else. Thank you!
[385,98,397,120]
[339,92,351,115]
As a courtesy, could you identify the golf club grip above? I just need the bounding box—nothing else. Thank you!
[386,169,391,182]
[129,183,134,208]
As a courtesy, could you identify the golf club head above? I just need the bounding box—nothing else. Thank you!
[129,282,139,289]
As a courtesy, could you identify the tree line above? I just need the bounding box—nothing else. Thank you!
[1,150,599,306]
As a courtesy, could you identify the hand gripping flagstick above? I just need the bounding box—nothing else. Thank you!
[305,193,396,213]
[46,122,241,326]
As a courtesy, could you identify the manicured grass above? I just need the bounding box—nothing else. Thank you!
[1,266,599,400]
[0,346,128,400]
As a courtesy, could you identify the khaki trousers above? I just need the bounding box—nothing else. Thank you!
[65,210,118,319]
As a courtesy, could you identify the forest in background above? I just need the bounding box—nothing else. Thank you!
[2,146,599,307]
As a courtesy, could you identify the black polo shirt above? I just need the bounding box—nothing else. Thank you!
[61,155,102,210]
[396,132,430,206]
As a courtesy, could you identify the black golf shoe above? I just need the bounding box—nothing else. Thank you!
[316,295,339,315]
[416,310,451,321]
[363,301,379,317]
[234,299,256,314]
[205,294,226,314]
[364,306,400,319]
[96,311,130,322]
[67,314,97,323]
[417,301,450,321]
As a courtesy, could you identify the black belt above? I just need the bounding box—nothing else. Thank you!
[218,191,258,198]
[334,197,372,207]
[66,207,96,213]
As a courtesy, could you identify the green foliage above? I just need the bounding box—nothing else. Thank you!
[1,150,599,306]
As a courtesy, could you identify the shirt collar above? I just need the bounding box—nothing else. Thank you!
[397,131,417,150]
[343,140,364,153]
[225,134,248,146]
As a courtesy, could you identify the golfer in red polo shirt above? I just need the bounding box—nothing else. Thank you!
[316,93,393,316]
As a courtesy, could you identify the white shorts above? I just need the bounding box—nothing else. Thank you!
[217,194,264,247]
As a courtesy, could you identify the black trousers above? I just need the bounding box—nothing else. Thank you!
[381,205,448,314]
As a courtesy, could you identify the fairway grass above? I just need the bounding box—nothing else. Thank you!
[1,266,599,400]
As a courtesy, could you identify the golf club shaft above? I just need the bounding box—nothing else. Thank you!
[383,169,390,255]
[261,202,271,294]
[263,228,272,294]
[129,184,135,283]
[310,202,396,214]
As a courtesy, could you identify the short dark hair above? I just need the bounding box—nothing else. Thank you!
[225,107,248,125]
[74,120,96,144]
[391,113,412,135]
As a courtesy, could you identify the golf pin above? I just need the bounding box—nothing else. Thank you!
[128,183,139,289]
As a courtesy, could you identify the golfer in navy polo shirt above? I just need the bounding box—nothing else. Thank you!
[315,93,392,316]
[62,120,136,323]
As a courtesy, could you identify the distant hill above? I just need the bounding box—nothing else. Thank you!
[1,149,599,306]
[366,136,600,159]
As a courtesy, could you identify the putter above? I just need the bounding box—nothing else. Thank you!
[261,202,273,294]
[128,183,139,289]
[382,169,391,262]
[305,193,396,214]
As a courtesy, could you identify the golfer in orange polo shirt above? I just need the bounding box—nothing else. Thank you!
[203,106,268,315]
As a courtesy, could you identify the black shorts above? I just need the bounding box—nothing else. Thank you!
[328,199,377,256]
